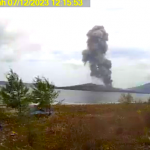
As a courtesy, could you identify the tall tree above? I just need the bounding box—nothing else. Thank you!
[31,76,59,115]
[0,69,30,114]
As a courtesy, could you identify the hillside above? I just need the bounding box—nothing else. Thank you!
[0,81,149,94]
[128,83,150,94]
[0,81,31,88]
[55,83,147,93]
[0,81,7,86]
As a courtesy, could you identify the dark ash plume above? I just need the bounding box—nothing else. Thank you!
[82,25,112,87]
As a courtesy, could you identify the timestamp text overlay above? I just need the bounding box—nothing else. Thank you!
[0,0,90,7]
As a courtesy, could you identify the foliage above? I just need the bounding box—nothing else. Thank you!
[118,93,134,104]
[1,104,150,149]
[147,98,150,104]
[31,76,59,114]
[0,69,30,114]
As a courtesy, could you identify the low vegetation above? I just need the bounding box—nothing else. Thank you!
[1,104,150,149]
[1,69,150,149]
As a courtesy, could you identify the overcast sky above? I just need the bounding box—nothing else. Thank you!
[0,0,150,88]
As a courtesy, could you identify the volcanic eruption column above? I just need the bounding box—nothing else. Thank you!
[82,26,112,87]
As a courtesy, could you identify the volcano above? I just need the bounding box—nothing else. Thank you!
[0,81,149,94]
[55,83,148,93]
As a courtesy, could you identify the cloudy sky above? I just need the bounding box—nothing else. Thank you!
[0,0,150,88]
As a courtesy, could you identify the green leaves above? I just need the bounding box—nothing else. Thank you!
[0,69,30,114]
[31,76,59,110]
[0,69,60,116]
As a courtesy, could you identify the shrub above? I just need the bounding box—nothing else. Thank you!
[118,93,134,104]
[147,98,150,104]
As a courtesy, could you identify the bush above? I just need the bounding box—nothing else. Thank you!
[147,98,150,104]
[118,93,134,104]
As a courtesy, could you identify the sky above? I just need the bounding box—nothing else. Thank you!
[0,0,150,88]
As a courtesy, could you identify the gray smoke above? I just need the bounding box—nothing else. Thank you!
[82,25,112,87]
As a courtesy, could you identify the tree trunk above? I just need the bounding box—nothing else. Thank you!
[18,93,21,114]
[19,104,21,114]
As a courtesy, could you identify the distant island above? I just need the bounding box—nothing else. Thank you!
[0,81,150,94]
[127,83,150,94]
[55,83,150,94]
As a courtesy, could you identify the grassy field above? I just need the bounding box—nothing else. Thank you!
[1,104,150,150]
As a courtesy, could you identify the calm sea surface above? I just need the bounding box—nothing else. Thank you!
[0,89,150,105]
[55,89,150,104]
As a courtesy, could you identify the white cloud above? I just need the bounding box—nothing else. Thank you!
[111,57,150,88]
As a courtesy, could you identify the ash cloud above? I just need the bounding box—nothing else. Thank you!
[82,25,112,87]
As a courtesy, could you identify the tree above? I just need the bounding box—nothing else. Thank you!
[147,97,150,104]
[0,69,30,114]
[118,93,134,104]
[31,76,59,115]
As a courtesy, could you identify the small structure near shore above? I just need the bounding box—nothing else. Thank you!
[29,103,54,116]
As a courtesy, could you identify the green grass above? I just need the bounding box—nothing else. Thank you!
[1,104,150,149]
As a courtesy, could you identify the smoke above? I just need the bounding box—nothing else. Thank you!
[82,25,112,87]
